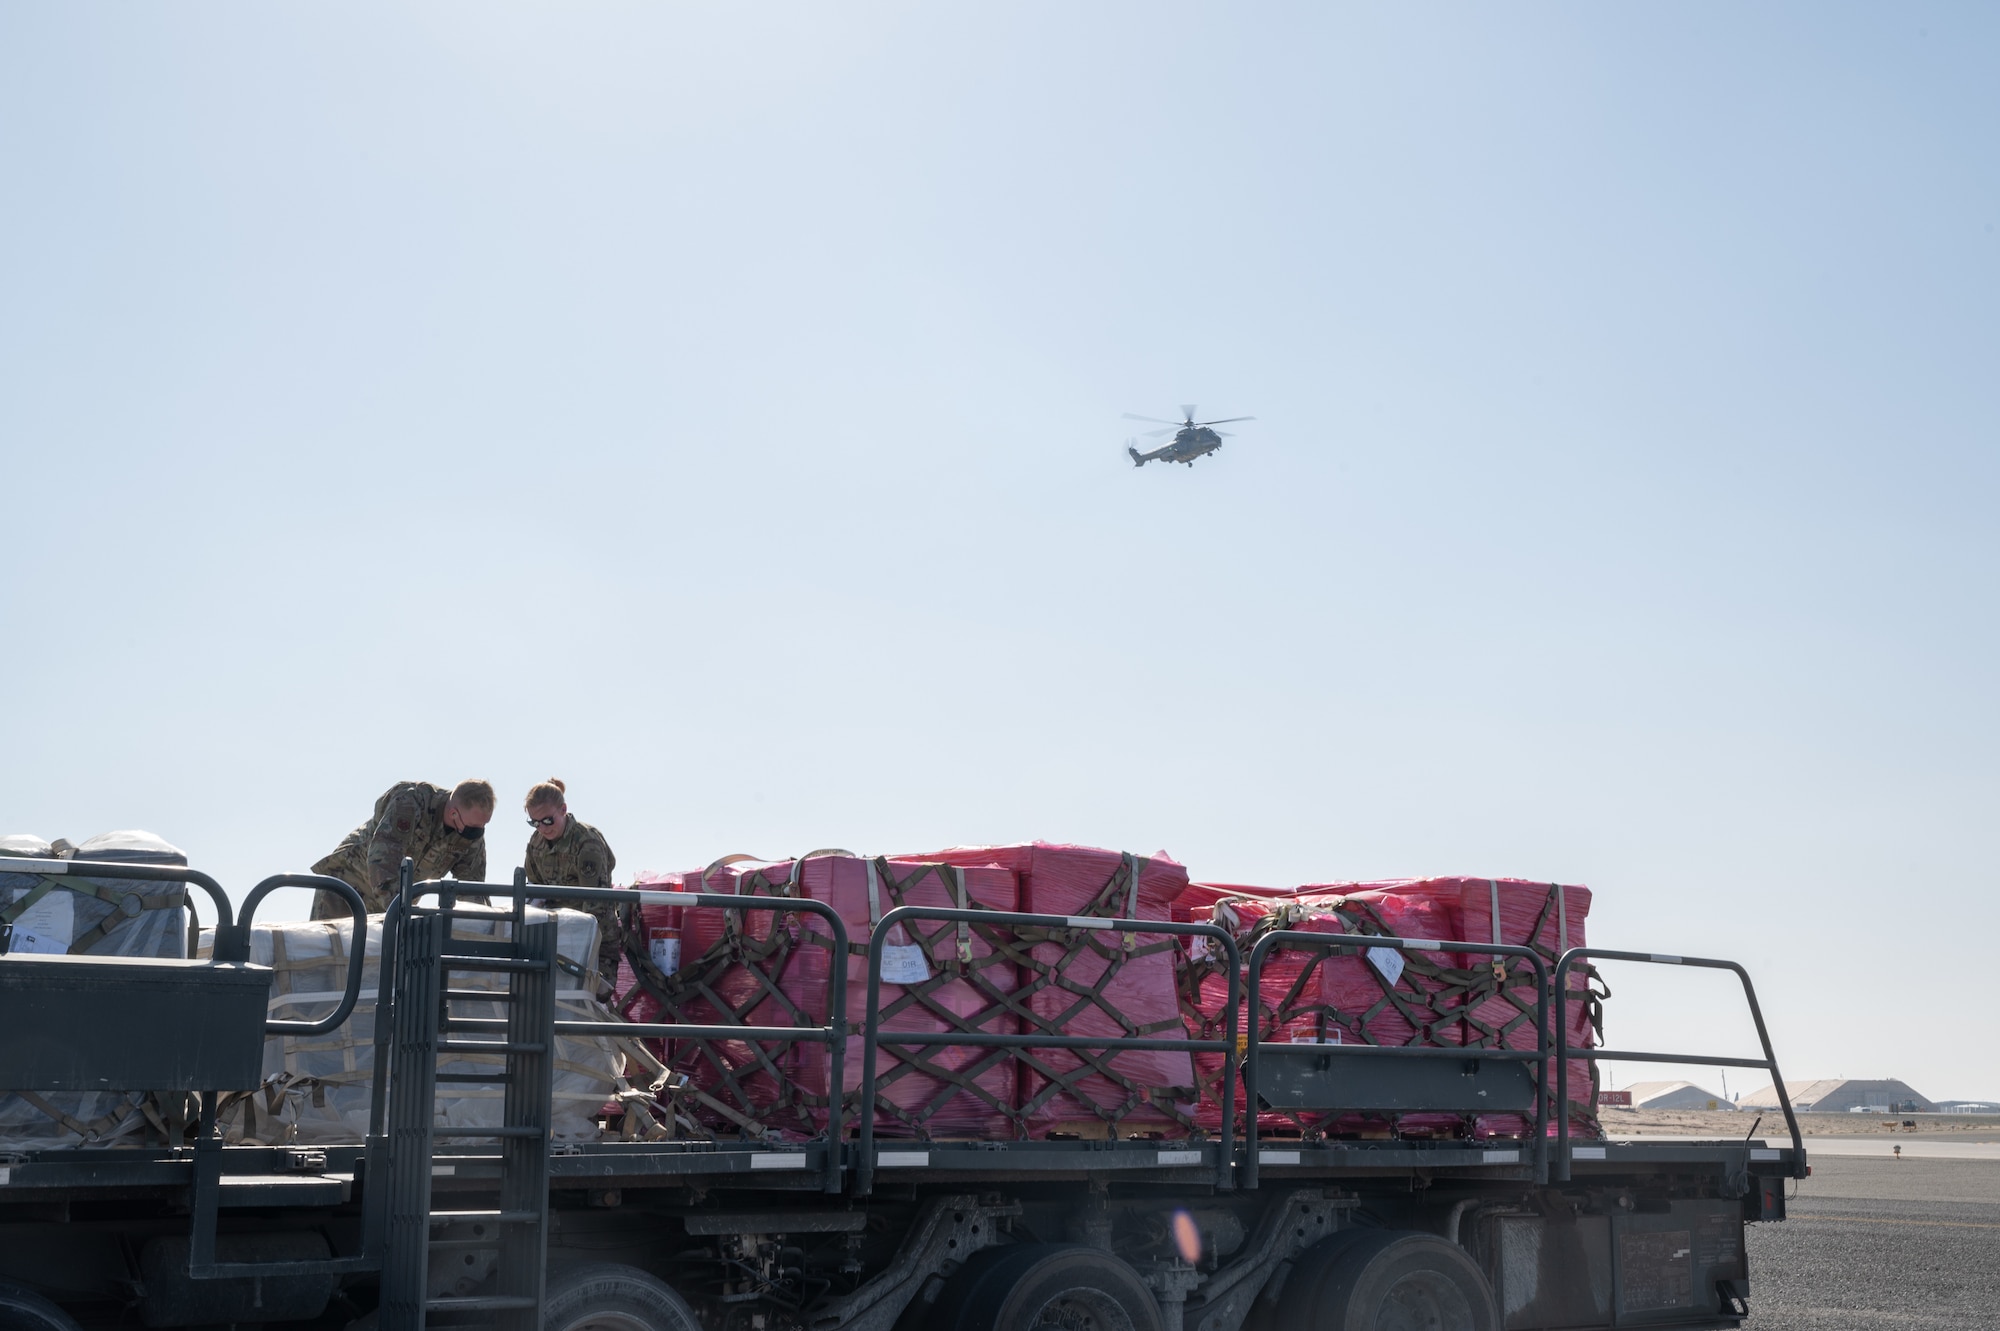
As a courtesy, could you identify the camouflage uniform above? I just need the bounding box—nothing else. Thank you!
[311,781,488,918]
[523,817,622,992]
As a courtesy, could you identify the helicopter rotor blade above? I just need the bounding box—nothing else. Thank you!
[1198,416,1255,426]
[1122,412,1183,426]
[1180,404,1198,423]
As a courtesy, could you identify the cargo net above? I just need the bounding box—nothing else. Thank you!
[616,852,1196,1141]
[1177,886,1606,1142]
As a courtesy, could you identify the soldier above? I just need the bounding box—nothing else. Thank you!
[310,779,495,918]
[521,778,623,996]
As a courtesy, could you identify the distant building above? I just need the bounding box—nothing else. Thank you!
[1737,1079,1936,1113]
[1623,1080,1736,1111]
[1936,1100,2000,1113]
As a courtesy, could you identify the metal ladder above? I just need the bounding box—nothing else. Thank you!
[377,888,556,1331]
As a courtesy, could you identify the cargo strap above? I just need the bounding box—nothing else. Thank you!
[0,873,188,954]
[12,1090,139,1142]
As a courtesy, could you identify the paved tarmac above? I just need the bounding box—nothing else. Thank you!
[1624,1135,2000,1160]
[1745,1155,2000,1331]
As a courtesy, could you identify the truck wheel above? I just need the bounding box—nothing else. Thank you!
[542,1263,701,1331]
[0,1281,82,1331]
[1275,1231,1497,1331]
[933,1244,1165,1331]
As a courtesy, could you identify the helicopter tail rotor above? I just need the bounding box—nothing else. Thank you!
[1126,439,1147,467]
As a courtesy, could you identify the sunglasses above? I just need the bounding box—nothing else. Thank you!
[527,815,560,828]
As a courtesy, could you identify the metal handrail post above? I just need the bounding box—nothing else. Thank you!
[236,874,368,1035]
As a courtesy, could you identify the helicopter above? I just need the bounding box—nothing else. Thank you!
[1121,405,1255,467]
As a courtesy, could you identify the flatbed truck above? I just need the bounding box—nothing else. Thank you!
[0,859,1807,1331]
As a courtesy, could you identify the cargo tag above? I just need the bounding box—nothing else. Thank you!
[648,930,681,974]
[1366,946,1405,987]
[9,892,73,954]
[880,944,933,986]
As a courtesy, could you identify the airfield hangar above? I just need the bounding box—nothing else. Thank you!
[1738,1078,1936,1113]
[1622,1080,1736,1111]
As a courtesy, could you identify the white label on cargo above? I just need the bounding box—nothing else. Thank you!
[1572,1147,1607,1160]
[1187,936,1213,962]
[1366,947,1405,987]
[880,944,933,985]
[649,936,681,974]
[878,1151,929,1168]
[1260,1150,1301,1165]
[1483,1150,1520,1164]
[1749,1148,1779,1161]
[1157,1150,1202,1167]
[8,891,74,955]
[750,1154,805,1170]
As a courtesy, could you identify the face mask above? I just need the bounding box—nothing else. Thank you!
[458,824,485,842]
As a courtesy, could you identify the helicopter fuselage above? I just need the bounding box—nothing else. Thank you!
[1131,426,1223,467]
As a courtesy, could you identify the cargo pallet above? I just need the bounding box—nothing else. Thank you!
[0,857,1808,1331]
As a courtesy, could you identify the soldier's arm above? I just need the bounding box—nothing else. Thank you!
[362,788,426,894]
[578,832,614,889]
[583,834,623,994]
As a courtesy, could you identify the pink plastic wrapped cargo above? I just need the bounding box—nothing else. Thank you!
[1181,892,1350,1133]
[1420,877,1596,1137]
[617,865,802,1133]
[1175,881,1287,924]
[618,857,1022,1138]
[775,855,1021,1139]
[1181,889,1464,1136]
[905,843,1193,1134]
[1306,889,1465,1137]
[1294,876,1599,1138]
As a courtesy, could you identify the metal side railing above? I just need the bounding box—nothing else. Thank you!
[1242,932,1552,1187]
[395,874,850,1196]
[0,856,371,1279]
[1552,946,1806,1181]
[851,905,1242,1196]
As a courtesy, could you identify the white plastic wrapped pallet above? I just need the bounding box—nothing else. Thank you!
[0,831,195,1149]
[200,907,623,1144]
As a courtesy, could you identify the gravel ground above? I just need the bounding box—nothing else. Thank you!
[1745,1155,2000,1331]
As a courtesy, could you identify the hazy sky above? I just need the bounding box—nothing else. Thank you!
[4,5,1996,1102]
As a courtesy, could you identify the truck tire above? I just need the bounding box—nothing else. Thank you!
[1273,1231,1498,1331]
[542,1263,701,1331]
[0,1281,81,1331]
[931,1243,1165,1331]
